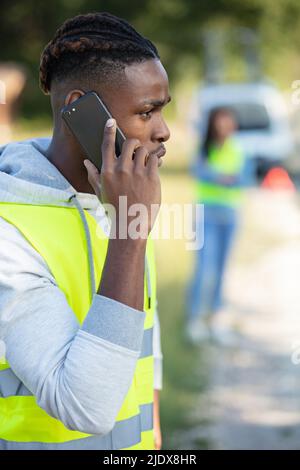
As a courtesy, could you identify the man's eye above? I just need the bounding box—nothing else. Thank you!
[140,110,153,119]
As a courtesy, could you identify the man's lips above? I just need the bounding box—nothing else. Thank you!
[143,145,166,166]
[151,145,166,159]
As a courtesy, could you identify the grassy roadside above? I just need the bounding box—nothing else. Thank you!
[156,170,211,449]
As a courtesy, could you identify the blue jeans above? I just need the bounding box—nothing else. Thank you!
[186,204,238,322]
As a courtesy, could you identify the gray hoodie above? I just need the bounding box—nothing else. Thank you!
[0,137,162,450]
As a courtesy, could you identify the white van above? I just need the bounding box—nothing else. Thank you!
[190,81,294,176]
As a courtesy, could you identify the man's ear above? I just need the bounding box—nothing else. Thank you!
[64,88,85,106]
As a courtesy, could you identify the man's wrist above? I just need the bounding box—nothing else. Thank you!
[107,236,147,254]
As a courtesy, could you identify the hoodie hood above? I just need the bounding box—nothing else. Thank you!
[0,137,76,205]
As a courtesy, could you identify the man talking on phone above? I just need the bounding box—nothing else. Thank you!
[0,11,170,450]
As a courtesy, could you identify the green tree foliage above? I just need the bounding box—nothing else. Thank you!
[1,0,300,117]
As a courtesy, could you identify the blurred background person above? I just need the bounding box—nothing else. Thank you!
[0,63,26,145]
[185,106,250,345]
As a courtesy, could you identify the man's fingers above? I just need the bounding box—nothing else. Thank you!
[118,138,142,168]
[101,118,116,171]
[133,145,149,171]
[84,158,99,180]
[83,159,101,194]
[146,153,159,176]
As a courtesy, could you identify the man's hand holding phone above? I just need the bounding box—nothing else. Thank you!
[84,117,161,241]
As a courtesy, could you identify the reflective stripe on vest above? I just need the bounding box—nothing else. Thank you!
[0,427,154,450]
[0,202,156,450]
[197,137,244,206]
[0,397,153,449]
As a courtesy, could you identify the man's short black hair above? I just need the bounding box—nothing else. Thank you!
[39,11,160,95]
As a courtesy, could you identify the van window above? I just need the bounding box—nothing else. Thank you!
[231,103,270,131]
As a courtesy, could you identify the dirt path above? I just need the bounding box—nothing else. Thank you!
[182,189,300,449]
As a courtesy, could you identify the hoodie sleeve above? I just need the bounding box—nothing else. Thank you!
[0,216,146,436]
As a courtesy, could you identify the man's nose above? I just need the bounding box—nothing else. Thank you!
[154,118,171,143]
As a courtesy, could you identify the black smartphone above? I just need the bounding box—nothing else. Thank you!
[61,91,126,171]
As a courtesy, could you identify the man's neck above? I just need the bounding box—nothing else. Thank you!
[45,130,95,194]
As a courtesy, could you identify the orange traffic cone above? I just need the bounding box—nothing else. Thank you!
[261,167,295,191]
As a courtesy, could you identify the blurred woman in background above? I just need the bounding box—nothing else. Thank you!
[186,106,250,345]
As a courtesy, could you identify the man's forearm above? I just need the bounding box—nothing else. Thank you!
[154,389,160,422]
[98,238,147,311]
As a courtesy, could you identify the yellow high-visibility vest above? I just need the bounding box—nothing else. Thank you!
[197,137,244,207]
[0,201,156,450]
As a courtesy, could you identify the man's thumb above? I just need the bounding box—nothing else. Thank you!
[83,159,101,191]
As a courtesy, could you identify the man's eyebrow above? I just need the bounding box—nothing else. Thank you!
[141,96,172,107]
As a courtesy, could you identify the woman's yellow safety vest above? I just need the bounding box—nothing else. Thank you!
[0,201,156,450]
[197,137,244,207]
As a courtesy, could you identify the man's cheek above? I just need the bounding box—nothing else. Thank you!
[122,120,147,142]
